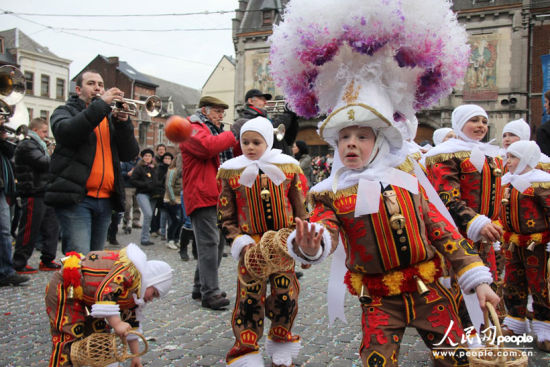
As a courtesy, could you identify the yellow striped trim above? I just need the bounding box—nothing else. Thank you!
[424,151,471,166]
[217,163,302,179]
[94,301,117,305]
[532,182,550,189]
[456,261,485,278]
[397,158,414,173]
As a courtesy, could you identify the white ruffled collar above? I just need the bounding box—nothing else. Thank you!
[219,150,299,187]
[502,169,550,193]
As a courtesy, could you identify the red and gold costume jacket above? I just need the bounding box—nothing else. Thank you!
[217,163,308,248]
[426,151,503,238]
[500,182,550,246]
[289,181,487,297]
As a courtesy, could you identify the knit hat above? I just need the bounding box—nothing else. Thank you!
[502,118,530,141]
[140,148,154,158]
[506,140,541,174]
[162,152,174,160]
[240,116,274,151]
[451,105,489,142]
[433,128,454,146]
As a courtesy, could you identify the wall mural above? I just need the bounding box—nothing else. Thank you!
[246,52,279,97]
[464,34,498,101]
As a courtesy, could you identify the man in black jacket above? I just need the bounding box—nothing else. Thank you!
[45,70,139,255]
[12,118,60,273]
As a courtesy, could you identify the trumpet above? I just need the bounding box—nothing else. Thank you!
[111,95,162,117]
[224,120,286,141]
[0,65,26,117]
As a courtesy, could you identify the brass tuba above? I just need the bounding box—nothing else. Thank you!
[0,65,26,116]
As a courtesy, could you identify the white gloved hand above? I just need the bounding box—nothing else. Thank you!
[493,241,501,251]
[546,242,550,252]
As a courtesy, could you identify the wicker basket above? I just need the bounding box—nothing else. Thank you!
[70,330,148,367]
[239,228,295,285]
[468,303,528,367]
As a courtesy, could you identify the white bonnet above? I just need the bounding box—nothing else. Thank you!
[502,118,530,141]
[240,116,274,151]
[432,127,454,146]
[451,104,488,141]
[141,260,173,298]
[507,140,541,174]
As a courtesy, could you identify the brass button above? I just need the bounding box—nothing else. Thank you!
[493,168,502,177]
[399,237,406,243]
[267,215,272,219]
[267,209,272,213]
[401,245,407,251]
[266,203,271,207]
[396,229,403,235]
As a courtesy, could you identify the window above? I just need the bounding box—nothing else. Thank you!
[24,71,34,95]
[158,124,164,144]
[27,108,33,119]
[139,122,148,147]
[56,78,65,100]
[40,110,49,122]
[262,10,273,25]
[41,74,50,97]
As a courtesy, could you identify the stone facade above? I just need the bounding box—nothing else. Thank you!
[232,0,545,148]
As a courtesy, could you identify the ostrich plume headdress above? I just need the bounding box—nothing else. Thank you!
[269,0,470,137]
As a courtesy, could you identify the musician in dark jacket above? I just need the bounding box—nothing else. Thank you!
[0,115,28,287]
[12,118,60,273]
[45,70,139,255]
[232,89,298,155]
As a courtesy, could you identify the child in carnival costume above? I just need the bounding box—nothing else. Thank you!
[425,105,504,276]
[499,140,550,352]
[425,105,508,326]
[501,118,550,173]
[45,244,173,367]
[269,0,500,365]
[217,117,309,366]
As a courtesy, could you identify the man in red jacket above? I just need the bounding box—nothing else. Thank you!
[180,96,237,310]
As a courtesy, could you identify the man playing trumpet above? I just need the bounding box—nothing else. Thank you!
[45,70,139,255]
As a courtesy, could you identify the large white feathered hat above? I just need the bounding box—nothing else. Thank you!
[269,0,470,148]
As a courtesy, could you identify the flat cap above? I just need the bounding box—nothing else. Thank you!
[199,96,229,109]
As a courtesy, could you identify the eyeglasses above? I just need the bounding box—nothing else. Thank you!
[210,108,226,117]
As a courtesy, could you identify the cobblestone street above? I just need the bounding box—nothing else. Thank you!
[1,228,549,366]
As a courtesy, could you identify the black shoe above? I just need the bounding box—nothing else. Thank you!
[132,224,142,229]
[0,273,30,286]
[201,294,230,310]
[180,252,190,261]
[222,252,228,257]
[123,227,131,235]
[141,241,155,246]
[296,271,304,280]
[192,291,226,300]
[108,238,120,246]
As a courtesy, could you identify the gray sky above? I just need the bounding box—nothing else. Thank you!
[0,0,236,90]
